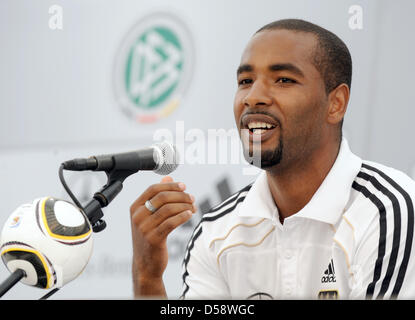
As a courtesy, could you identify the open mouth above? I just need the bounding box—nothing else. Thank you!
[247,121,276,134]
[241,113,280,141]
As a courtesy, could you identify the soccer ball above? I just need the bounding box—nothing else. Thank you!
[0,197,93,289]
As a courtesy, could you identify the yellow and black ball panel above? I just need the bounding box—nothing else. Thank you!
[0,242,56,289]
[37,197,92,244]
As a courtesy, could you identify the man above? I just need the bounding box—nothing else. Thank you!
[129,19,415,299]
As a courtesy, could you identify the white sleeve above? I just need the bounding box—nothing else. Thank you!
[349,196,415,300]
[181,222,230,299]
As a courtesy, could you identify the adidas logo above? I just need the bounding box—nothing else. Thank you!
[321,259,336,283]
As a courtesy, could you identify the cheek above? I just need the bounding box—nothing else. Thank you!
[285,98,327,141]
[233,93,244,127]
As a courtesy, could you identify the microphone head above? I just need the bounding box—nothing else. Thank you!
[152,141,180,175]
[0,197,93,289]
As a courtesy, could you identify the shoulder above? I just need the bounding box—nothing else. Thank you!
[204,183,253,222]
[346,160,415,238]
[339,159,415,258]
[188,183,254,247]
[350,160,415,222]
[337,160,415,298]
[353,160,415,196]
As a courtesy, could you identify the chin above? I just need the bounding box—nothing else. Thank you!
[243,143,283,169]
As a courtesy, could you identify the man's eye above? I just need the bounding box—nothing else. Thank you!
[276,77,296,84]
[238,78,253,86]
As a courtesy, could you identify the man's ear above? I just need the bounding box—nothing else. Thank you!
[327,83,350,125]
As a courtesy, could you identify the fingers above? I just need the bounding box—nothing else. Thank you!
[130,180,186,214]
[130,177,197,238]
[149,191,195,211]
[139,201,195,233]
[146,210,193,244]
[132,190,196,227]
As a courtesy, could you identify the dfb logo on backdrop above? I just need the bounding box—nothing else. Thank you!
[113,12,194,124]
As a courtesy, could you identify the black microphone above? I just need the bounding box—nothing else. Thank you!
[62,141,179,176]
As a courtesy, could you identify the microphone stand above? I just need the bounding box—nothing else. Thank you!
[0,269,26,298]
[82,167,136,233]
[37,166,135,298]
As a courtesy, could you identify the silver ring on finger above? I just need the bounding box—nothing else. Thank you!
[144,199,157,213]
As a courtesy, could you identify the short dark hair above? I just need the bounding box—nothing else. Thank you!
[256,19,352,95]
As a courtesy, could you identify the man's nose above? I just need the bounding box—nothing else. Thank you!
[243,80,272,108]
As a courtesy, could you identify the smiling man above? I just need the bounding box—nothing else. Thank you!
[234,20,350,224]
[129,19,415,300]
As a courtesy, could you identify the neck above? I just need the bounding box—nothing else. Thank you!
[266,139,341,224]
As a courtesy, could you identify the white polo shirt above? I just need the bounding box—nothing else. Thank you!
[181,139,415,299]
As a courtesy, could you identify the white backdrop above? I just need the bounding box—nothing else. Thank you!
[0,0,414,299]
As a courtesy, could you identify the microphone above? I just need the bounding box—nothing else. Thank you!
[62,141,179,176]
[0,197,93,296]
[59,141,181,234]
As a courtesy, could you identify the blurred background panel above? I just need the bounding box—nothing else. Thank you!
[0,0,414,299]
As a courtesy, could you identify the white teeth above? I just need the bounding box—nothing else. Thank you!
[247,122,275,129]
[252,128,265,134]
